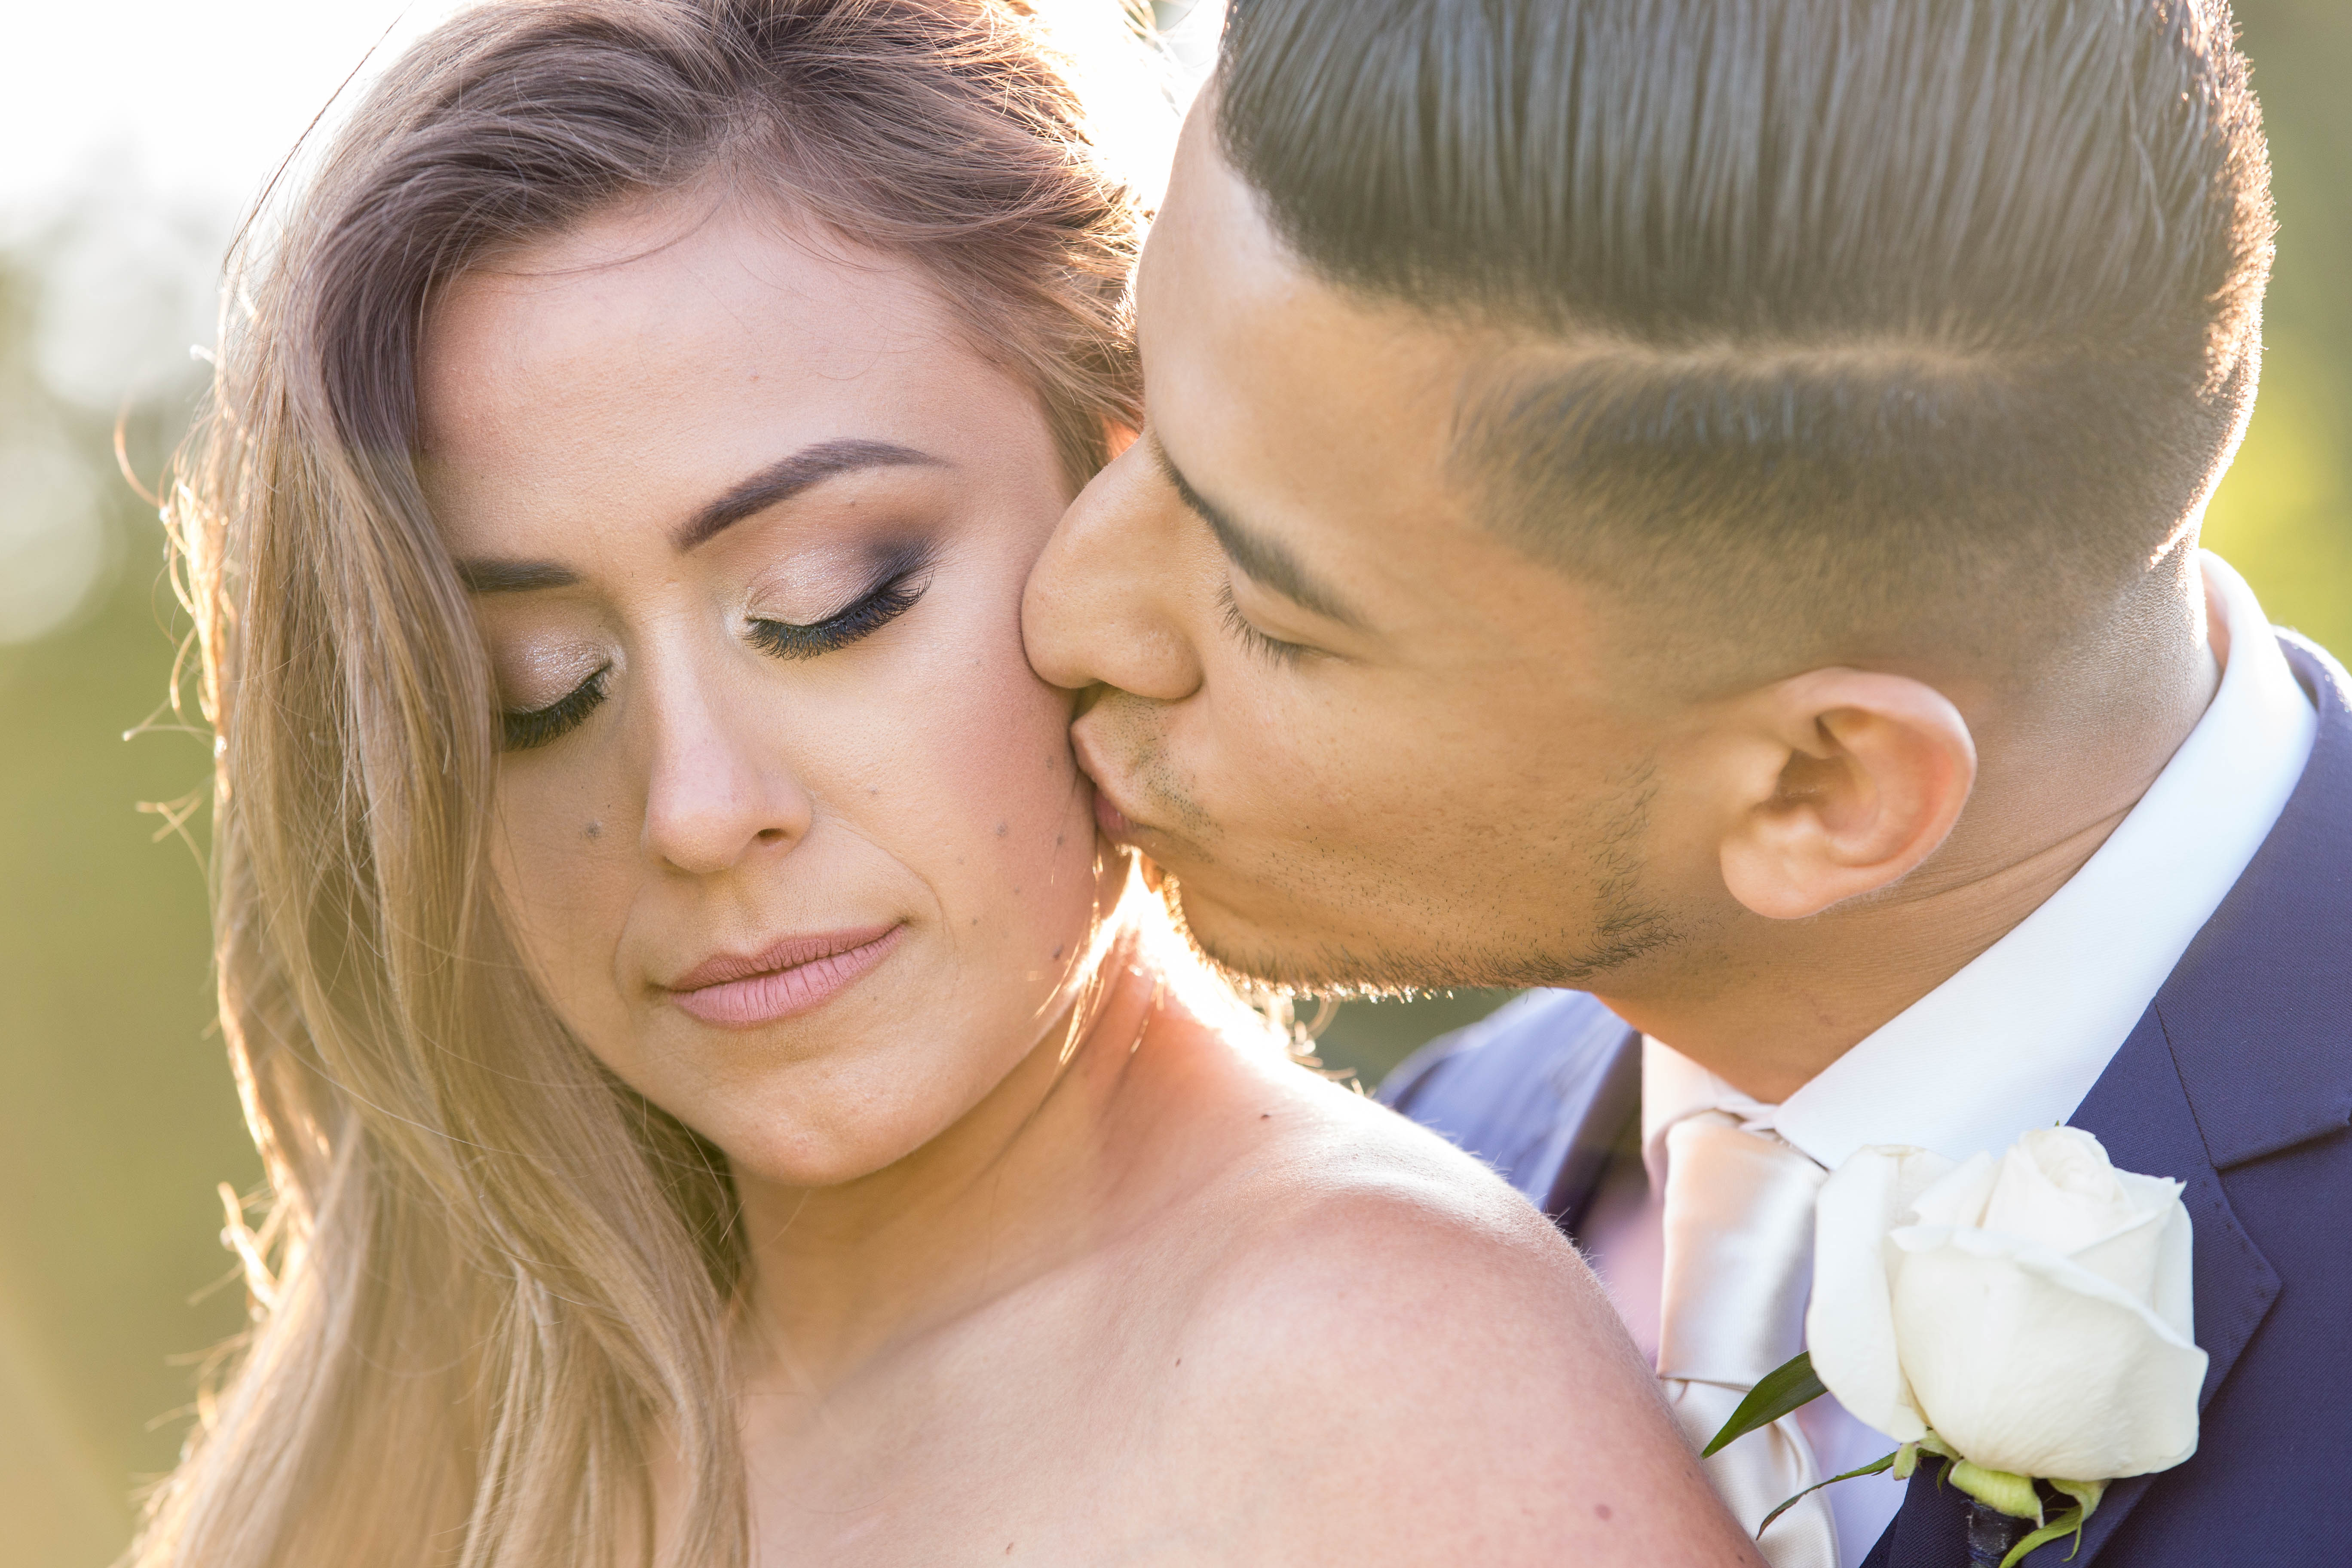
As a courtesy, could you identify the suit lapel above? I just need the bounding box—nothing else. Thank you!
[2058,1014,2282,1561]
[1862,1017,2275,1568]
[1868,634,2352,1566]
[2065,637,2352,1562]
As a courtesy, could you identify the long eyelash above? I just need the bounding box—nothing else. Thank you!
[748,552,934,662]
[502,664,612,752]
[1217,581,1309,668]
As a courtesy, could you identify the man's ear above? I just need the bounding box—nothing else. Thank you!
[1715,669,1977,921]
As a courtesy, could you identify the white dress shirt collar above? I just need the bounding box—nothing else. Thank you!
[1643,551,2317,1170]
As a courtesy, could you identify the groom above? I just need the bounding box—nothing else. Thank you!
[1023,0,2349,1565]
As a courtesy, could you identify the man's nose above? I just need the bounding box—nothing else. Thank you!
[640,665,815,876]
[1023,435,1207,703]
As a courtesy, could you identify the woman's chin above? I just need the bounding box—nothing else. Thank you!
[712,1114,957,1195]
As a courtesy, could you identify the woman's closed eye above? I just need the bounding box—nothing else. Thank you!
[504,664,612,752]
[748,543,935,662]
[497,545,939,753]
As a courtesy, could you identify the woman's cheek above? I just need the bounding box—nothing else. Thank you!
[985,693,1102,957]
[491,772,634,1038]
[877,640,1079,917]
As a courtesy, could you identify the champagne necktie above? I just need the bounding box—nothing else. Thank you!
[1657,1111,1840,1568]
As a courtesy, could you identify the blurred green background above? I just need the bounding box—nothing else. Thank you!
[5,3,2350,1563]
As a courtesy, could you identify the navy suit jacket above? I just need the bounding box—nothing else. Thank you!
[1379,634,2352,1566]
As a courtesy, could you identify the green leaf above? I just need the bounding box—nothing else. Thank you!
[1755,1452,1900,1537]
[2048,1478,2105,1521]
[1701,1352,1828,1457]
[1950,1461,2043,1522]
[1997,1505,2088,1568]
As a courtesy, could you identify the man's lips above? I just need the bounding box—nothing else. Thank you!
[662,924,903,1028]
[1094,791,1139,842]
[1071,726,1150,843]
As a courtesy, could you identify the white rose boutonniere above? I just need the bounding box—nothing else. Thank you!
[1703,1127,2208,1567]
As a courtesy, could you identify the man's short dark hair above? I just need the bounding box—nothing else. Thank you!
[1216,0,2275,680]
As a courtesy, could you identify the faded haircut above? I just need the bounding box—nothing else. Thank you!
[1216,0,2275,680]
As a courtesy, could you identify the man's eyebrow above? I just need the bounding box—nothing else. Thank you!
[1151,434,1366,630]
[675,437,945,551]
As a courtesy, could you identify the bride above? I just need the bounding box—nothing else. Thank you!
[137,2,1755,1563]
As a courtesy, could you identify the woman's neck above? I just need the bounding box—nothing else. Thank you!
[726,936,1165,1393]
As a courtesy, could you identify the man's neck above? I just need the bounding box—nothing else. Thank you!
[1601,572,2225,1104]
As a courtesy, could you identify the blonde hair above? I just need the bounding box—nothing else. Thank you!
[141,4,1149,1564]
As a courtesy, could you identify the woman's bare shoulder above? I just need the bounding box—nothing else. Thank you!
[1124,1040,1762,1566]
[1147,1021,1572,1263]
[1176,1051,1616,1361]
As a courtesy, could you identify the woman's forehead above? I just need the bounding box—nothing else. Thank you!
[420,197,957,445]
[413,198,1016,562]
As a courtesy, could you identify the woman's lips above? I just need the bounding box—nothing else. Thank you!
[665,924,903,1028]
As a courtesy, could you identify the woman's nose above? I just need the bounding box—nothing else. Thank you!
[1022,435,1208,704]
[640,668,815,876]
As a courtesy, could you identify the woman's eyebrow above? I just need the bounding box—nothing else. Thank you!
[458,558,578,594]
[674,438,946,551]
[453,439,947,593]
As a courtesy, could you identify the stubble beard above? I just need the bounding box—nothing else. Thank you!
[1155,763,1686,1000]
